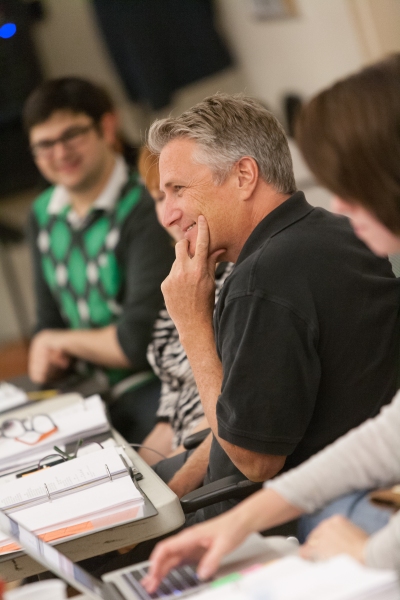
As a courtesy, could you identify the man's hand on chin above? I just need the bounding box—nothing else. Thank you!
[161,216,225,340]
[28,329,71,384]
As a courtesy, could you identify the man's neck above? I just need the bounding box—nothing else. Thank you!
[68,153,116,218]
[229,182,292,263]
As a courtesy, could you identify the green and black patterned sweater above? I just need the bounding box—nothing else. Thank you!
[28,172,174,385]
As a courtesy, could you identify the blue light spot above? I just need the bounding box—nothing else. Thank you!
[0,23,17,39]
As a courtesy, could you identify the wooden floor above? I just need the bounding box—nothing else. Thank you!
[0,338,29,380]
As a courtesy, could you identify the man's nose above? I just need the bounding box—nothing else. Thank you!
[162,197,180,229]
[52,140,72,161]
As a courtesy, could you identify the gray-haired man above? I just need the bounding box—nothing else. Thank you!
[148,94,400,523]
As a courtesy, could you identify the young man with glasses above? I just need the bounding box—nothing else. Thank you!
[24,77,174,442]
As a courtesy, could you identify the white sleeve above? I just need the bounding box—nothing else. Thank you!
[365,512,400,569]
[266,392,400,513]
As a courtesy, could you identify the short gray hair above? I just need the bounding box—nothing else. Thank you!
[147,93,296,194]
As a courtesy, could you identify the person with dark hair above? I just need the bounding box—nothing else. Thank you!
[141,55,400,587]
[25,77,175,442]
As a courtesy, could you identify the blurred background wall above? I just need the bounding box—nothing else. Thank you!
[1,0,400,349]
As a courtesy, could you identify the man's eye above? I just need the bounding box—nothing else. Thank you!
[174,186,183,193]
[61,128,84,142]
[37,141,53,150]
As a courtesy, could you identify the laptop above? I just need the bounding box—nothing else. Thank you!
[0,508,295,599]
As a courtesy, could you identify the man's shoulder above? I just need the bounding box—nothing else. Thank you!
[31,186,55,228]
[226,206,394,301]
[257,207,367,270]
[234,208,349,276]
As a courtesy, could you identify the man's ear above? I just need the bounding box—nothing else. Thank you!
[235,156,259,199]
[99,112,118,147]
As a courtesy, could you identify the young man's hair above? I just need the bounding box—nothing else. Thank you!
[23,77,115,132]
[147,93,296,195]
[296,53,400,233]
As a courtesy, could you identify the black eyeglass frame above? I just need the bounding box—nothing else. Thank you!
[30,122,97,158]
[0,413,58,440]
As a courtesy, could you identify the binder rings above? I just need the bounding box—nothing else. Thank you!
[0,446,148,554]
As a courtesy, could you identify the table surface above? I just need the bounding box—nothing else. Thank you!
[0,394,185,581]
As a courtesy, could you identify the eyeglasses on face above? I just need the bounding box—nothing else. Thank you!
[0,414,58,446]
[30,122,96,158]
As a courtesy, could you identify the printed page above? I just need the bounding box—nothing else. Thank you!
[0,448,143,547]
[193,555,398,600]
[0,447,135,510]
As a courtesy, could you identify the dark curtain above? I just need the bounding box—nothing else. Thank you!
[92,0,233,110]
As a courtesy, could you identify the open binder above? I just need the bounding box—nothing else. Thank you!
[0,395,110,476]
[0,446,151,554]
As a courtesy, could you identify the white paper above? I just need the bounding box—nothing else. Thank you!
[0,447,143,546]
[0,383,28,413]
[193,556,399,600]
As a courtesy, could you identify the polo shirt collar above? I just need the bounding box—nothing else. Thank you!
[47,154,129,226]
[236,191,314,265]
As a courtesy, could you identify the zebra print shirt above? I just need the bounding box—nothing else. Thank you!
[146,262,234,448]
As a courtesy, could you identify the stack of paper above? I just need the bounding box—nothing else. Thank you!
[0,383,28,413]
[195,555,399,600]
[0,446,144,554]
[0,395,110,475]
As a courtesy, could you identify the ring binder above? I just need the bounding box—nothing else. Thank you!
[0,447,146,555]
[44,483,51,503]
[105,464,112,481]
[2,462,129,514]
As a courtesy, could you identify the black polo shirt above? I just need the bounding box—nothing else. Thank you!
[201,192,400,521]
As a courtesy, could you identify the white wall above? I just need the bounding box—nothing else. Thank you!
[31,0,368,128]
[216,0,365,117]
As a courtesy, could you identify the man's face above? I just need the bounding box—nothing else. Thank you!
[29,110,114,193]
[159,138,238,258]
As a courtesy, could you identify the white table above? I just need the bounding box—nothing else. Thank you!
[0,395,185,581]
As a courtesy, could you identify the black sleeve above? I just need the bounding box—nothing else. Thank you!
[116,194,175,370]
[27,210,67,333]
[216,294,321,456]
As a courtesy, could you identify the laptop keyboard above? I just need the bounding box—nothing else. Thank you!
[122,563,205,599]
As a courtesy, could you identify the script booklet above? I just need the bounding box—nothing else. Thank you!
[193,555,399,600]
[0,395,110,475]
[0,446,144,554]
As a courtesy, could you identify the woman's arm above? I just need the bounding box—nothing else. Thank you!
[365,511,400,569]
[144,393,400,590]
[167,416,210,458]
[143,487,302,592]
[138,422,174,465]
[268,392,400,513]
